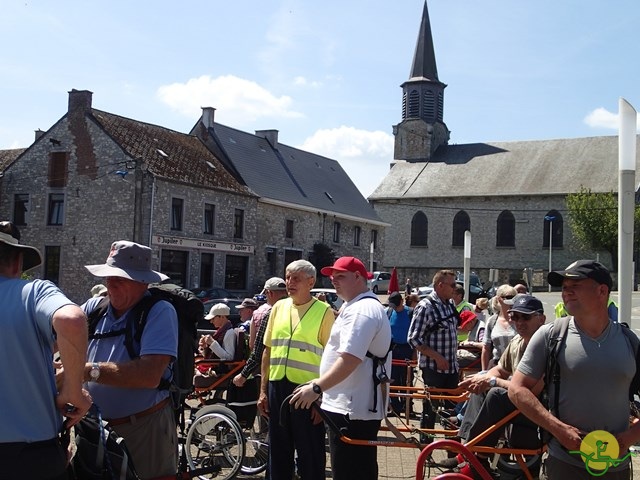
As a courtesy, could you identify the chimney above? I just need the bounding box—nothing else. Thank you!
[35,129,45,141]
[202,107,216,129]
[255,129,279,149]
[68,89,93,113]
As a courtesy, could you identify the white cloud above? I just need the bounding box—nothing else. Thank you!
[299,126,394,197]
[584,107,640,130]
[156,75,304,126]
[293,76,322,88]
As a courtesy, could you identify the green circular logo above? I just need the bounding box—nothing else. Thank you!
[578,430,619,474]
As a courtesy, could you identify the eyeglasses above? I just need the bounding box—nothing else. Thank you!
[0,221,20,241]
[509,312,539,322]
[501,294,515,300]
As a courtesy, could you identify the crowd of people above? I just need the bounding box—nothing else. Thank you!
[2,219,638,480]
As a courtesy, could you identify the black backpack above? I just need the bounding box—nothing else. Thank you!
[72,404,140,480]
[88,283,203,416]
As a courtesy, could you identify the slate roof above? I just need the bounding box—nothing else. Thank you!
[369,135,640,200]
[0,148,26,171]
[92,110,253,196]
[205,122,385,224]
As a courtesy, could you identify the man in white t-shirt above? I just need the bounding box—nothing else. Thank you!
[290,256,391,480]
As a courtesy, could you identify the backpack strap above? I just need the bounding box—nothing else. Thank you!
[353,294,393,413]
[87,293,164,376]
[365,341,395,413]
[544,316,570,418]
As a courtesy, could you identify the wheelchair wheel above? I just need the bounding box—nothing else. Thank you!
[240,414,269,475]
[185,411,245,480]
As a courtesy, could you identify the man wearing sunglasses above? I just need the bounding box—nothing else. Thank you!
[407,269,460,441]
[440,294,546,476]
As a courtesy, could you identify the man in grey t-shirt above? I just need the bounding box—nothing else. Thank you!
[509,260,639,479]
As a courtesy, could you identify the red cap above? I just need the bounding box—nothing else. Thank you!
[320,256,373,279]
[459,310,478,329]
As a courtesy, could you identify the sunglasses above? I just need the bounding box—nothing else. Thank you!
[501,294,515,300]
[509,312,539,321]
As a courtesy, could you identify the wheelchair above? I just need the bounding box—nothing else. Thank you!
[183,356,268,480]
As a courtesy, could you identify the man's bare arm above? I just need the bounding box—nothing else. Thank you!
[508,370,582,451]
[85,354,171,388]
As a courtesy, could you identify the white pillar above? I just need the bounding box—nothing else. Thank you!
[463,231,471,302]
[618,98,637,325]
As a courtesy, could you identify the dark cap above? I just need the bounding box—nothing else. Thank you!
[547,260,612,290]
[388,291,403,308]
[506,294,544,314]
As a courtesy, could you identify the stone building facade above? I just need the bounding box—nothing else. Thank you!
[0,89,257,303]
[1,89,386,302]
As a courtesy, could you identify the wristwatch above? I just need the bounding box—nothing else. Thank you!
[489,376,497,388]
[312,382,322,395]
[89,362,100,382]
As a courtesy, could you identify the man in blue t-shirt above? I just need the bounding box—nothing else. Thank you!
[387,291,414,413]
[0,221,91,479]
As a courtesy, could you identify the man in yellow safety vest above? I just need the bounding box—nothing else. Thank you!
[258,260,335,480]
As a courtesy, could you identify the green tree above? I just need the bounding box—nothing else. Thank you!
[566,187,640,267]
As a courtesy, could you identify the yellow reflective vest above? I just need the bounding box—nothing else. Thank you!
[269,298,329,384]
[555,299,617,318]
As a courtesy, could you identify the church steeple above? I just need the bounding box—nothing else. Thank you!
[409,1,439,82]
[393,1,450,162]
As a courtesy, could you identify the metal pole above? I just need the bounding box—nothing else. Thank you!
[545,215,555,292]
[618,97,637,325]
[463,231,471,302]
[548,219,553,292]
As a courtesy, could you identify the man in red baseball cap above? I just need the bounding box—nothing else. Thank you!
[292,256,391,480]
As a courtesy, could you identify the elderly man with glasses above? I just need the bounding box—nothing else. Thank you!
[407,269,461,441]
[440,294,547,476]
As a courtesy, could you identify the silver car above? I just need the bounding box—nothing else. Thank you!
[367,271,392,294]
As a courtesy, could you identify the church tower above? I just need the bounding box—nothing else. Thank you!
[393,1,450,162]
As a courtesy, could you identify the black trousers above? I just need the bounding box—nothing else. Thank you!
[390,343,414,412]
[325,411,381,480]
[0,437,68,480]
[267,379,326,480]
[420,368,459,432]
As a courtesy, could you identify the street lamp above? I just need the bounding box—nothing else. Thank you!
[545,215,556,292]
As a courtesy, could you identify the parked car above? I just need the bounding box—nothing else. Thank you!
[192,287,240,303]
[367,271,392,294]
[455,272,488,303]
[310,288,344,311]
[412,284,434,298]
[198,298,243,331]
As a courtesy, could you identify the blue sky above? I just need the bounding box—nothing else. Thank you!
[2,0,639,197]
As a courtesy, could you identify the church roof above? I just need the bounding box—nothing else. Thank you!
[369,135,640,200]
